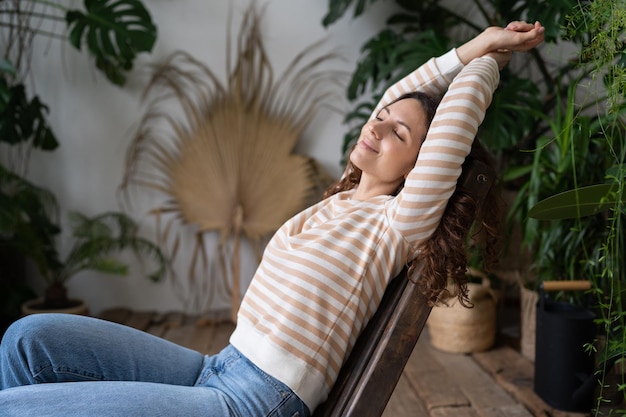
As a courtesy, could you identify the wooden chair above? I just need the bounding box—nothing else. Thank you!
[312,159,496,417]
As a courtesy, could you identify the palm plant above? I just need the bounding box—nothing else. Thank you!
[120,4,343,318]
[25,211,169,311]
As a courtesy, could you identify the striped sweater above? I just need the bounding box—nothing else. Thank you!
[230,49,500,411]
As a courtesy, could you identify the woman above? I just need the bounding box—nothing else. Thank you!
[0,21,544,417]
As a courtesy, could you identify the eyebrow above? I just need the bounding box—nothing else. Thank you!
[383,107,411,132]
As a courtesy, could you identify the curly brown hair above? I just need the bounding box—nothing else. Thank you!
[410,139,500,307]
[324,93,499,307]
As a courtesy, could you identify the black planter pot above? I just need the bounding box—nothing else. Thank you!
[534,282,596,412]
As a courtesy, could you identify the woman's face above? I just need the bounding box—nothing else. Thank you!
[350,98,428,188]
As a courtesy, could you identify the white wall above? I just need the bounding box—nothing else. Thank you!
[22,0,397,315]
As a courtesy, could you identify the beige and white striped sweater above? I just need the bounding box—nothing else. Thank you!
[230,49,500,411]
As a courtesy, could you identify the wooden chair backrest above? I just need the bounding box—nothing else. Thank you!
[312,159,496,417]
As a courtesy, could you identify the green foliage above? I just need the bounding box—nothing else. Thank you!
[66,0,157,86]
[54,211,168,286]
[0,63,58,151]
[323,0,579,164]
[529,181,626,220]
[565,0,626,113]
[0,0,158,156]
[0,164,62,276]
[326,1,626,409]
[0,168,168,309]
[322,0,378,26]
[0,0,160,312]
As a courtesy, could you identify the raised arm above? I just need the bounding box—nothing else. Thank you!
[390,55,500,245]
[371,21,544,116]
[371,50,463,119]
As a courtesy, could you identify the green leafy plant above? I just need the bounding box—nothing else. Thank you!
[0,163,58,325]
[1,0,157,173]
[526,1,626,409]
[29,211,169,310]
[2,0,157,86]
[322,0,575,165]
[325,0,626,411]
[507,80,615,294]
[0,0,158,321]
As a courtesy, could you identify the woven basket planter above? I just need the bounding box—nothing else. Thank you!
[427,268,498,353]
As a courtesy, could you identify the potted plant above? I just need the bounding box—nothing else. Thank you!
[20,210,169,314]
[0,143,60,327]
[0,0,157,323]
[525,3,626,410]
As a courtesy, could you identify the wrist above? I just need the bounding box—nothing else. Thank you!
[456,30,494,65]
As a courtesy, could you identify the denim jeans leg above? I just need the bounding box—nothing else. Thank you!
[0,313,205,388]
[0,380,236,417]
[0,315,310,417]
[196,345,310,417]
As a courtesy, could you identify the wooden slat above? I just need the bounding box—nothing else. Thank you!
[383,374,429,416]
[144,312,169,338]
[313,274,434,417]
[429,346,522,413]
[403,333,469,411]
[204,321,235,355]
[163,315,202,347]
[186,324,218,354]
[472,346,589,417]
[123,311,156,332]
[480,405,533,417]
[98,307,131,324]
[432,406,479,417]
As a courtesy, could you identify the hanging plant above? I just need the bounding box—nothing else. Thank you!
[121,4,342,319]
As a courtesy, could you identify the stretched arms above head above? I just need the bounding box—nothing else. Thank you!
[456,21,545,66]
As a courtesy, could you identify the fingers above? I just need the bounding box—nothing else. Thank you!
[504,21,545,52]
[506,21,545,39]
[505,21,537,32]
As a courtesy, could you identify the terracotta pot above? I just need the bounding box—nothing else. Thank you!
[21,298,89,316]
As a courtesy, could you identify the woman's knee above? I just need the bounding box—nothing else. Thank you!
[2,314,80,352]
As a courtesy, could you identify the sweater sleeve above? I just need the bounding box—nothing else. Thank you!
[370,48,464,119]
[388,55,500,247]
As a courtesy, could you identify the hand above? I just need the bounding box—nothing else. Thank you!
[456,21,544,65]
[494,21,545,52]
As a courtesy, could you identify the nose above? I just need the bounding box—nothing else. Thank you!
[369,124,382,140]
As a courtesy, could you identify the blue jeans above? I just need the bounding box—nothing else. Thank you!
[0,314,309,417]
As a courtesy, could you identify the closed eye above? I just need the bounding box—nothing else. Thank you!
[381,108,410,141]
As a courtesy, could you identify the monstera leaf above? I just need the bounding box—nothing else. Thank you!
[66,0,157,85]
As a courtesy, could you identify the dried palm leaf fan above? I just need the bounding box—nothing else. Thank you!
[121,5,341,321]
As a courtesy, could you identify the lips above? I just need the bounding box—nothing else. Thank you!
[358,138,379,153]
